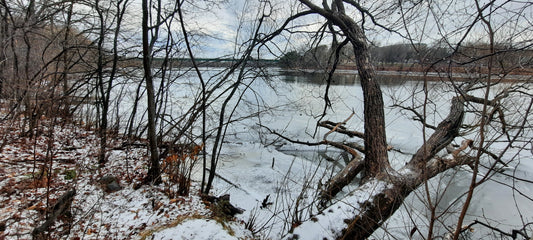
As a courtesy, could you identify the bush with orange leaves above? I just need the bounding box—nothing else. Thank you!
[161,144,203,197]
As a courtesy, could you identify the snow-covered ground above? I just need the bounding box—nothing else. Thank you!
[0,120,252,239]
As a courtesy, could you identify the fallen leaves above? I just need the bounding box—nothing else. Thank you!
[0,119,217,239]
[86,227,95,235]
[170,197,185,205]
[26,202,45,212]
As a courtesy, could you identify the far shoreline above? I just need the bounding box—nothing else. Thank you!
[279,67,532,82]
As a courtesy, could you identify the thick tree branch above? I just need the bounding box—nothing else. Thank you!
[408,96,465,169]
[319,155,363,206]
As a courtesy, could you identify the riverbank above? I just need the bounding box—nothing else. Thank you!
[0,117,251,239]
[283,63,533,82]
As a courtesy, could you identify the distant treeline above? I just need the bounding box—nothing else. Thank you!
[119,57,279,68]
[278,43,533,71]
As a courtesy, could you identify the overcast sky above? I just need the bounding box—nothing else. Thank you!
[75,0,532,59]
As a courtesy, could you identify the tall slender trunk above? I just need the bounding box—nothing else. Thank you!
[175,0,208,193]
[60,2,73,118]
[23,0,37,138]
[95,0,108,166]
[0,6,6,96]
[126,81,143,139]
[108,0,129,132]
[142,0,161,184]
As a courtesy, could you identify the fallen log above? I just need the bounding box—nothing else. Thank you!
[202,194,244,218]
[32,189,76,239]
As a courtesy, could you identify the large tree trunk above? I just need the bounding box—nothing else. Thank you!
[299,0,390,180]
[319,156,363,206]
[293,1,475,239]
[350,33,390,177]
[340,181,407,240]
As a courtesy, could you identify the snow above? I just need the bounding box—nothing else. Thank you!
[0,120,248,239]
[286,180,390,240]
[152,219,249,240]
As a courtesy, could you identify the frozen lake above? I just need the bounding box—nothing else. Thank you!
[93,67,533,239]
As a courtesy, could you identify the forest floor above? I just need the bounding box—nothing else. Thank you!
[0,117,252,239]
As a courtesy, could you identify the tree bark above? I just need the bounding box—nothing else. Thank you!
[142,0,161,184]
[340,182,406,240]
[319,155,363,206]
[407,96,465,171]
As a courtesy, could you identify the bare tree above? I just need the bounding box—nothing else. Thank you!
[256,0,533,239]
[141,0,161,184]
[90,0,131,165]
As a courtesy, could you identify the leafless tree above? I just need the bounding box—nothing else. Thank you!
[141,0,162,184]
[255,0,533,239]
